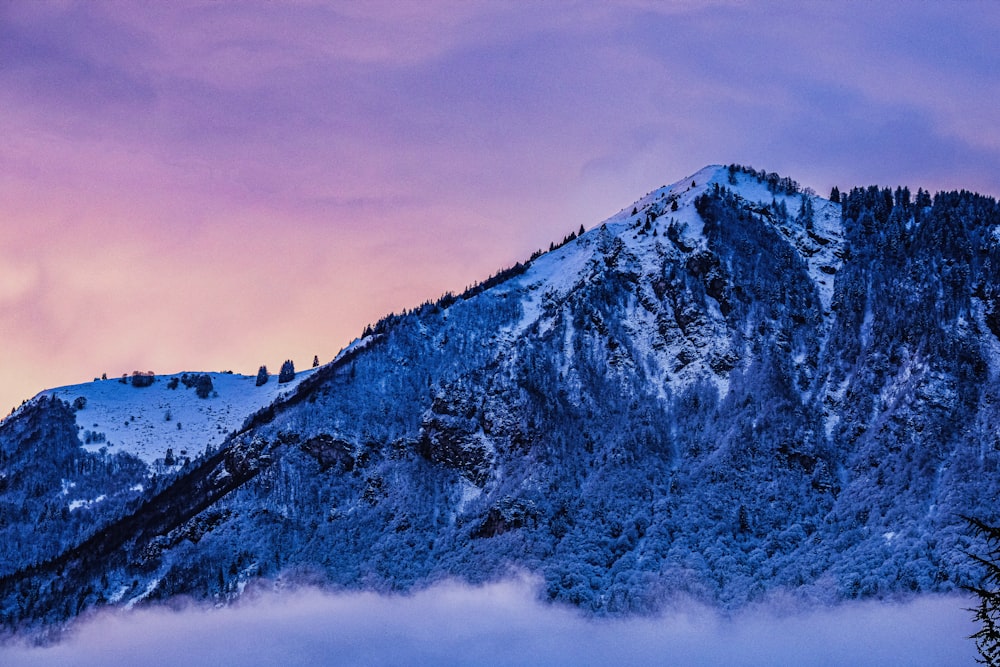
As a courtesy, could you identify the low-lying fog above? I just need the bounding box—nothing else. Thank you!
[0,579,976,666]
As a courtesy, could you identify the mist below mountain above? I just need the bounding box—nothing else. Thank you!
[0,580,975,666]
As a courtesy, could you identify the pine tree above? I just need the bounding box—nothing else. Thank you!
[830,186,840,203]
[278,360,296,384]
[256,365,269,387]
[313,355,320,368]
[798,193,814,229]
[965,516,1000,666]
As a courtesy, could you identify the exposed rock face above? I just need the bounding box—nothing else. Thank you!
[300,434,354,473]
[419,393,495,486]
[473,497,538,538]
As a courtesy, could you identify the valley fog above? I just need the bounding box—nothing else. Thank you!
[0,581,975,666]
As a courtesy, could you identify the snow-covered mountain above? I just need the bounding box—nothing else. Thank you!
[45,369,316,466]
[3,164,1000,630]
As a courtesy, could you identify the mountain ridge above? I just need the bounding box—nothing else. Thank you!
[2,164,999,630]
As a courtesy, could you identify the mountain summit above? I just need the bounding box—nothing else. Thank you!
[3,164,999,627]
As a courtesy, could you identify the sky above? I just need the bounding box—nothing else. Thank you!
[0,580,978,666]
[2,0,1000,413]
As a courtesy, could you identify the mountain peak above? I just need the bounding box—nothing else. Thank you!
[5,167,999,629]
[495,164,844,367]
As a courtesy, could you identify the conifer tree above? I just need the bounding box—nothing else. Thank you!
[194,374,213,399]
[278,360,296,384]
[798,193,814,229]
[256,365,269,387]
[965,516,1000,666]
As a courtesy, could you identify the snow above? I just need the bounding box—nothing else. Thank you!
[456,479,482,513]
[601,165,845,313]
[68,495,106,511]
[498,232,599,339]
[44,369,317,466]
[333,334,378,362]
[484,166,846,402]
[106,585,130,605]
[39,166,840,469]
[124,576,162,610]
[496,167,723,342]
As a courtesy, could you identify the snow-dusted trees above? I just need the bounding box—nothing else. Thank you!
[194,374,214,399]
[256,365,269,387]
[6,168,1000,627]
[0,396,148,583]
[278,360,296,384]
[798,192,814,229]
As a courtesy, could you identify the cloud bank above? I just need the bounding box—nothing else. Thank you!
[0,580,977,666]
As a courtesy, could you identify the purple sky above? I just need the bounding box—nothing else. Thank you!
[1,1,999,411]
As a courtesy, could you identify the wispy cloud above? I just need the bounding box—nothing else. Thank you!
[0,1,998,409]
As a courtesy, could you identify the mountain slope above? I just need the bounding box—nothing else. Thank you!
[44,369,316,466]
[3,164,999,628]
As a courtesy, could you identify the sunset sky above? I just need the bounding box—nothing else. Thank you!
[1,1,998,413]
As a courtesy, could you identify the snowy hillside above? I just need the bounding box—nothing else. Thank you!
[492,165,843,397]
[44,369,316,466]
[3,164,1000,630]
[509,165,843,317]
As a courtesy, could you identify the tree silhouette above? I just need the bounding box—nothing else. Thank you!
[965,516,1000,666]
[278,360,296,384]
[194,374,214,399]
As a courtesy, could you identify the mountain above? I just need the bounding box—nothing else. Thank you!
[2,164,999,630]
